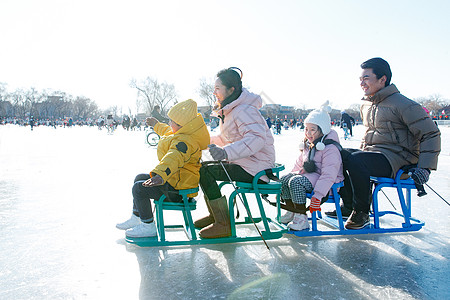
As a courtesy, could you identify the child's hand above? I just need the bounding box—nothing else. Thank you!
[142,175,164,187]
[146,117,158,127]
[309,197,321,213]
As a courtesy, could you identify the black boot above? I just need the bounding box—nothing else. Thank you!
[325,206,352,218]
[344,211,370,229]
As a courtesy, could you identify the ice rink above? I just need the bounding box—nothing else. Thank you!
[1,123,449,299]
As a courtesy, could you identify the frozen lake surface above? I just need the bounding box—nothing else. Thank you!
[0,124,449,299]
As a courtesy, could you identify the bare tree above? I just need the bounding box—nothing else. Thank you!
[130,77,178,114]
[47,92,71,119]
[0,84,103,120]
[105,105,120,118]
[0,82,7,102]
[0,83,12,117]
[415,94,449,116]
[346,104,361,121]
[73,96,98,119]
[197,77,216,109]
[25,87,48,118]
[10,89,27,118]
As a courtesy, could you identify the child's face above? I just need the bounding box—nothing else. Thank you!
[169,119,182,133]
[305,123,322,143]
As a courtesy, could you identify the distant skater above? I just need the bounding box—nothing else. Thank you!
[340,111,355,136]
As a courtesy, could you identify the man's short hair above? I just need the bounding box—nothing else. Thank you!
[361,57,392,87]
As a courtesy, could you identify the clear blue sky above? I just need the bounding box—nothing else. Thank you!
[1,0,449,113]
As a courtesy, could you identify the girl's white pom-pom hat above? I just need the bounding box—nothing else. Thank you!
[304,100,332,135]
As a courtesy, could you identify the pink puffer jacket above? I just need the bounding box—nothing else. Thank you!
[211,89,275,180]
[291,129,344,199]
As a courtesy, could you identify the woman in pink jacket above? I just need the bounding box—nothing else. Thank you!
[195,67,276,239]
[280,102,344,231]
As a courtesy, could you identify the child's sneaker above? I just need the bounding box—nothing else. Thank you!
[280,211,295,224]
[126,222,157,238]
[288,213,309,231]
[116,214,141,230]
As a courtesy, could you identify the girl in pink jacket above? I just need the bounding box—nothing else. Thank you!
[280,102,344,231]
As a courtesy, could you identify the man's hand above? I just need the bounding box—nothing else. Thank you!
[208,144,228,161]
[142,174,164,187]
[309,197,321,213]
[146,117,158,127]
[409,168,430,185]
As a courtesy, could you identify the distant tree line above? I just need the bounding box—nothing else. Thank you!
[0,82,100,120]
[414,94,450,117]
[1,79,448,121]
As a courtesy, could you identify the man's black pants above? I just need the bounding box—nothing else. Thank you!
[339,149,392,213]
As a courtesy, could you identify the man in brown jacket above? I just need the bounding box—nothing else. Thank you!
[335,57,441,229]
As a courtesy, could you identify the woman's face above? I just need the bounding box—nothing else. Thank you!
[305,123,322,143]
[213,78,234,107]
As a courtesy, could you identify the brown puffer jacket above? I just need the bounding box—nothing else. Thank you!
[360,84,441,177]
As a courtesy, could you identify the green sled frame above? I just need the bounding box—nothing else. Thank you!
[126,163,288,247]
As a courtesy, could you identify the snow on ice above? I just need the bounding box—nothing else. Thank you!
[0,123,449,299]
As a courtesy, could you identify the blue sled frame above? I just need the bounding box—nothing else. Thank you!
[289,168,424,237]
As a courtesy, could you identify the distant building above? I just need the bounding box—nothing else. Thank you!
[260,104,296,120]
[136,113,147,122]
[279,106,295,120]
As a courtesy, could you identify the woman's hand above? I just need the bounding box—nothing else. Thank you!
[208,144,228,161]
[146,117,158,127]
[142,175,164,187]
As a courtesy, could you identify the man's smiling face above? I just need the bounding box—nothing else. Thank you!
[360,68,386,97]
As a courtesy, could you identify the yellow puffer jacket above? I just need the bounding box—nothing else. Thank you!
[151,113,210,196]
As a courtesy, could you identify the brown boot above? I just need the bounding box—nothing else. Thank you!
[199,195,231,239]
[194,195,214,229]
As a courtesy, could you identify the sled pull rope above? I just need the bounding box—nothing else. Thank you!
[425,183,450,206]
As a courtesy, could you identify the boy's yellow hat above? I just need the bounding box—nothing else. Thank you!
[167,99,198,126]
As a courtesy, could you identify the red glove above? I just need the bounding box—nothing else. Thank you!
[310,197,321,213]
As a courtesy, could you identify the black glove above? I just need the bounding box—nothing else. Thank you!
[208,144,227,161]
[146,117,158,127]
[409,168,430,185]
[142,174,164,187]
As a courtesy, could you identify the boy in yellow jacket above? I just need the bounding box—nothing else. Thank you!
[116,99,210,238]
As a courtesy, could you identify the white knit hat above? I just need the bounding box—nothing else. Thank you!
[304,101,332,135]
